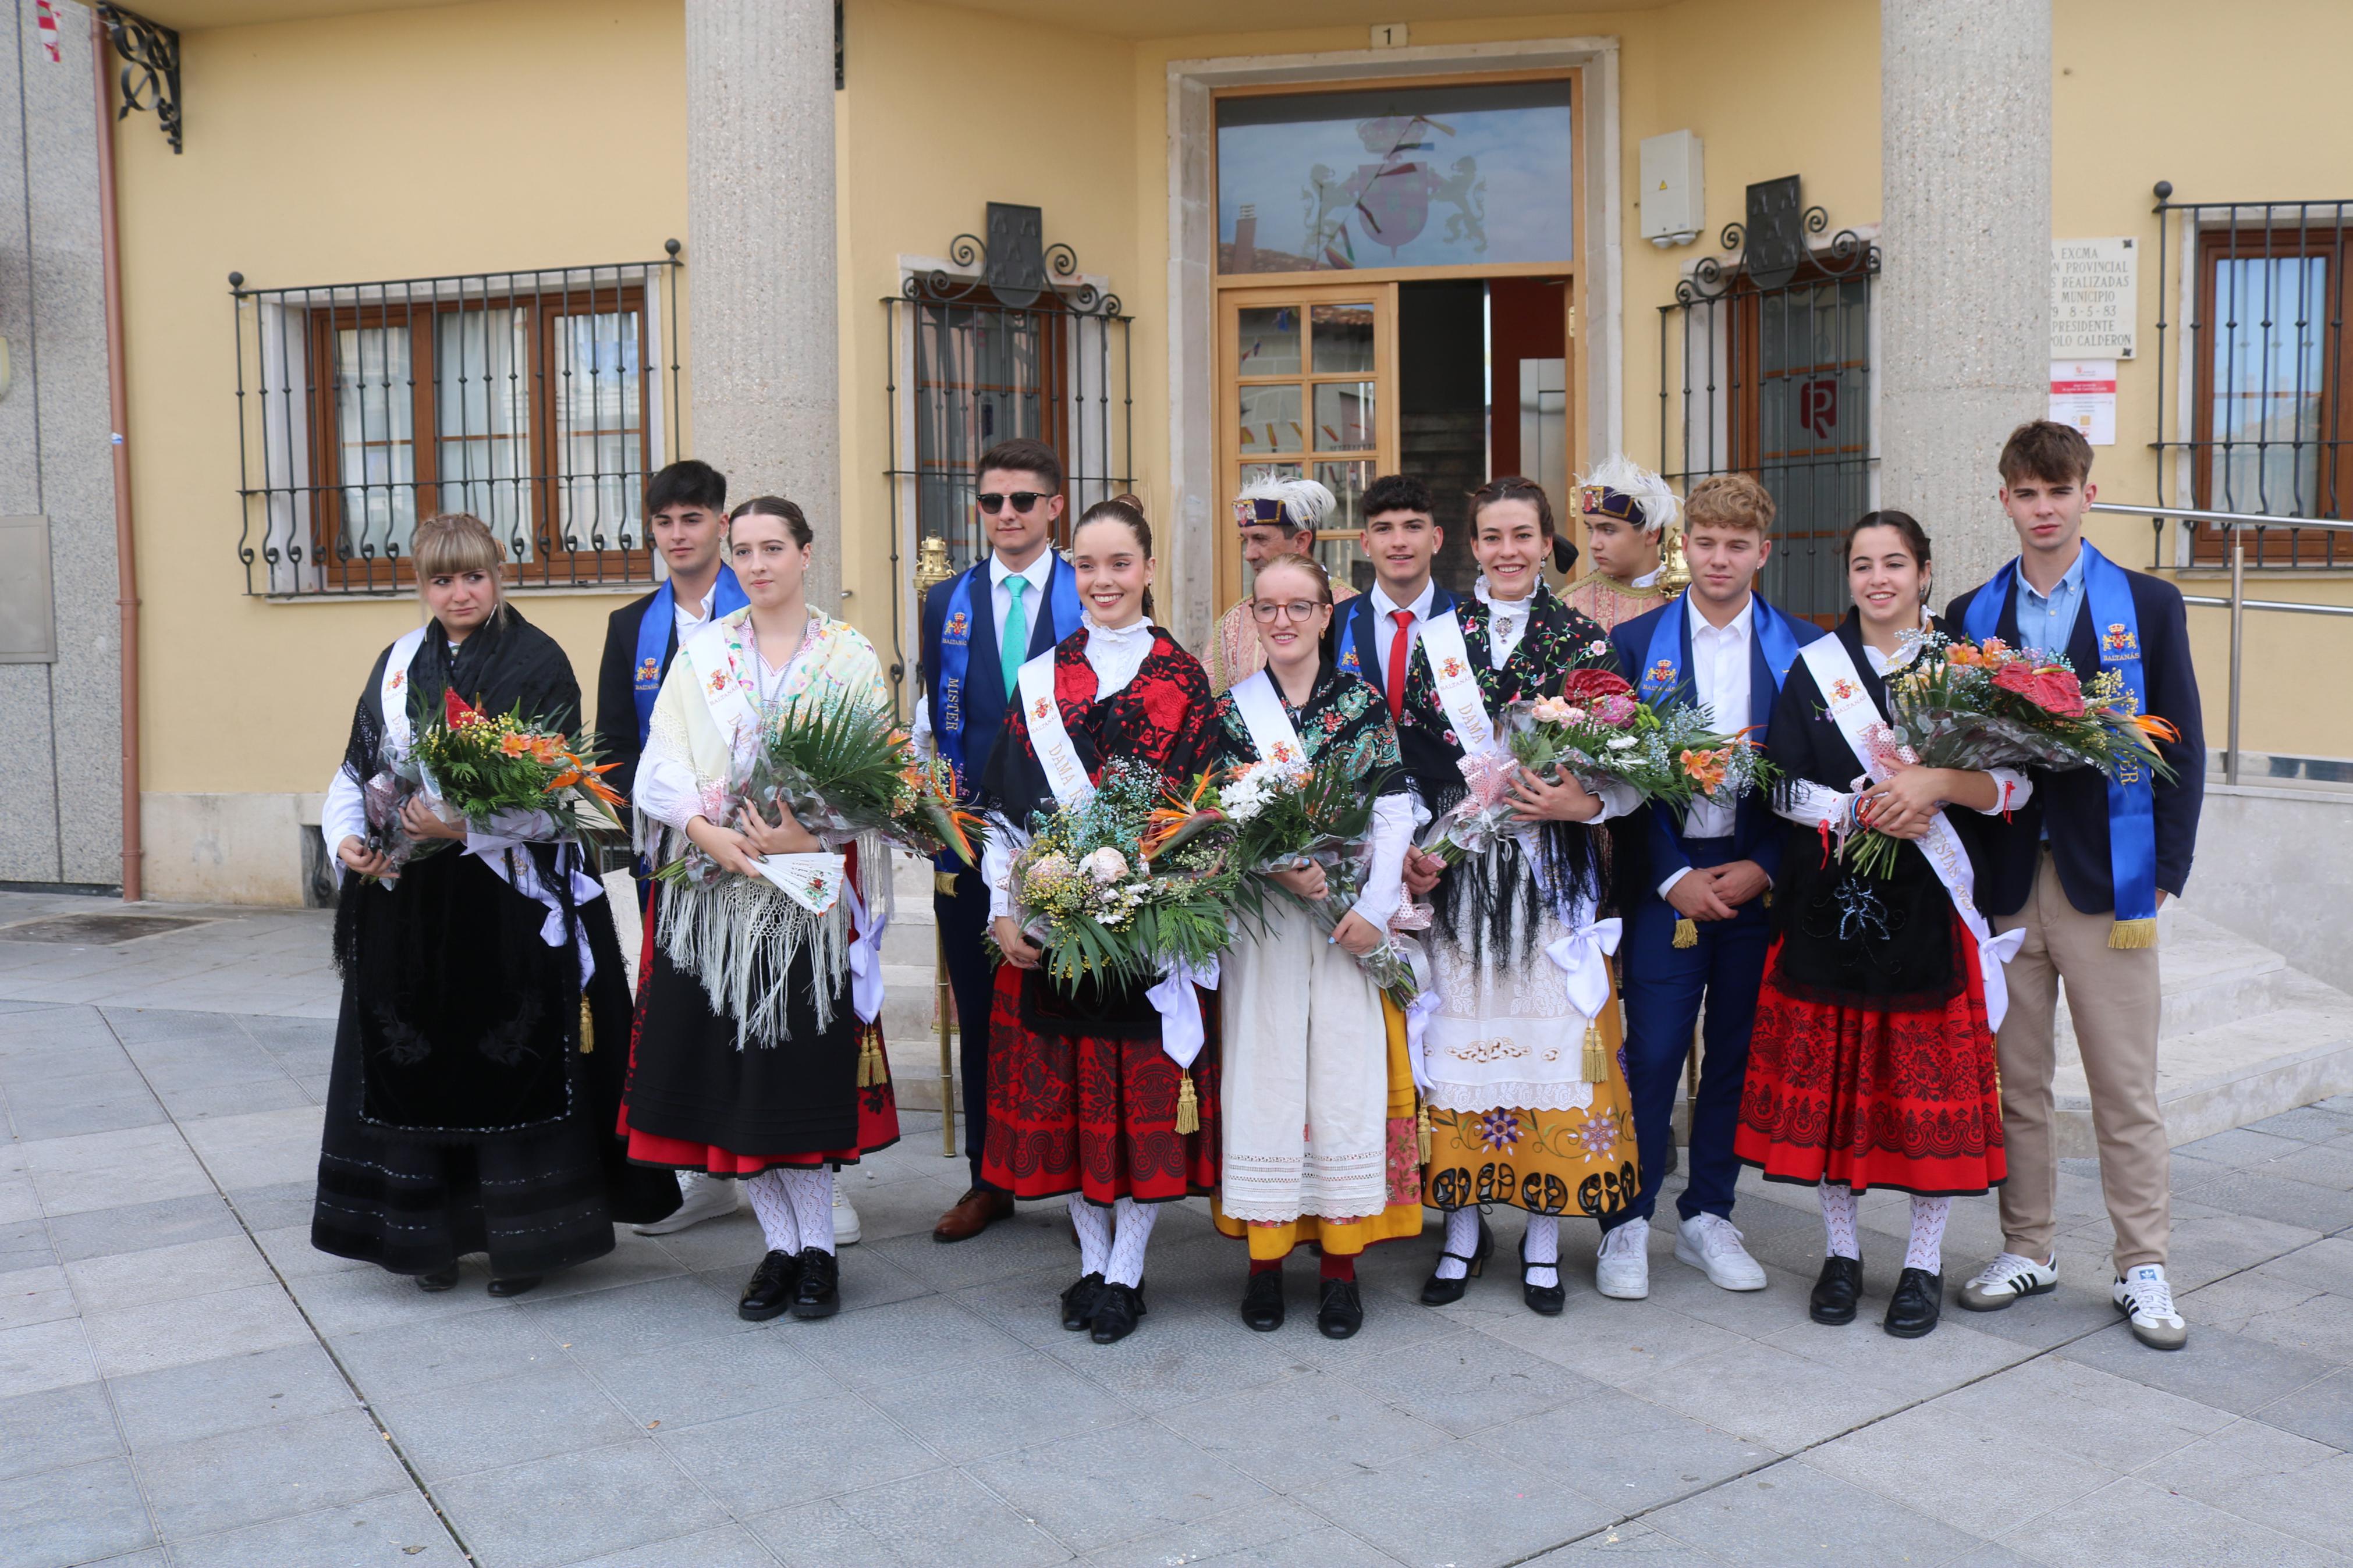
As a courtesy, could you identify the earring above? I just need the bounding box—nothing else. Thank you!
[1918,581,1932,604]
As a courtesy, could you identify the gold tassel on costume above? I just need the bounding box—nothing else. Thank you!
[2109,918,2157,951]
[1174,1070,1200,1134]
[579,997,594,1054]
[856,1031,885,1087]
[1672,918,1698,949]
[1417,1101,1433,1164]
[1582,1021,1608,1083]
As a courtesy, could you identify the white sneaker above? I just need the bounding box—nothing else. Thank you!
[2113,1264,2188,1351]
[631,1172,740,1236]
[1674,1214,1768,1291]
[1957,1251,2058,1311]
[1595,1217,1651,1299]
[833,1183,861,1247]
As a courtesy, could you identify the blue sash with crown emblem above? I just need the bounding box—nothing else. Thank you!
[935,555,1081,793]
[633,566,747,741]
[1637,593,1804,705]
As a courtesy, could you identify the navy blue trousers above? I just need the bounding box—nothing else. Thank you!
[1605,836,1772,1232]
[935,863,1001,1191]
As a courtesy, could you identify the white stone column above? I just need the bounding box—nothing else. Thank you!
[684,0,841,610]
[1878,0,2052,598]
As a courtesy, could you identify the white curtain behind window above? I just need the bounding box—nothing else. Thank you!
[334,325,415,557]
[554,310,644,551]
[436,308,533,553]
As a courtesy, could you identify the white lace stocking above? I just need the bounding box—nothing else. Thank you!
[1905,1195,1951,1273]
[1433,1207,1482,1281]
[1105,1196,1158,1287]
[776,1166,836,1254]
[744,1172,800,1256]
[1819,1184,1860,1260]
[1522,1214,1560,1289]
[1068,1193,1111,1278]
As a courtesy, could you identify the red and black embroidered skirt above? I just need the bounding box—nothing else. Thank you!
[1736,922,2005,1197]
[980,963,1219,1206]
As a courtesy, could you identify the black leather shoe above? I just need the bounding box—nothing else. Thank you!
[486,1275,542,1298]
[790,1246,840,1319]
[1419,1214,1494,1306]
[415,1264,460,1292]
[1316,1279,1364,1339]
[1240,1270,1286,1332]
[1810,1256,1863,1325]
[1883,1267,1943,1338]
[1089,1281,1147,1343]
[738,1249,798,1321]
[1060,1272,1106,1332]
[1520,1237,1567,1316]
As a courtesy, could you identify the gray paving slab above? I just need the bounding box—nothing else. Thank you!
[429,1439,732,1568]
[857,1341,1134,1463]
[44,1191,242,1263]
[0,1315,97,1399]
[1461,1386,1773,1514]
[2138,1417,2353,1557]
[105,1339,355,1451]
[1998,1474,2353,1568]
[970,1417,1278,1558]
[1641,1459,1988,1568]
[577,1322,840,1431]
[0,1453,156,1568]
[654,1393,948,1515]
[560,1525,786,1568]
[81,1279,315,1378]
[0,1377,123,1481]
[1291,1438,1619,1568]
[130,1403,411,1539]
[756,1466,1072,1567]
[380,1359,645,1481]
[164,1491,470,1568]
[2057,1318,2340,1416]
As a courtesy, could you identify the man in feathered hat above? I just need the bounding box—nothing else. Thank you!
[1205,475,1358,694]
[1560,454,1679,632]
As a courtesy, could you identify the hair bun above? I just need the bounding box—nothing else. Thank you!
[1108,492,1146,514]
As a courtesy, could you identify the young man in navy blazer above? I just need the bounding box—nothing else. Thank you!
[594,459,748,1239]
[1946,421,2203,1350]
[1600,474,1826,1300]
[915,437,1084,1242]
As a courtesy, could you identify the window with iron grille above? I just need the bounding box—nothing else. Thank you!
[233,253,682,595]
[1659,189,1878,625]
[2153,194,2348,567]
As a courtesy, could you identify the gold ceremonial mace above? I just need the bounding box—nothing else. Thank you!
[1645,523,1701,1108]
[911,535,962,1157]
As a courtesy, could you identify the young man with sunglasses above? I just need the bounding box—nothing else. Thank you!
[1204,474,1357,694]
[915,438,1085,1242]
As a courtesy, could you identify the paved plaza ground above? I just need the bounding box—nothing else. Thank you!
[2,888,2351,1568]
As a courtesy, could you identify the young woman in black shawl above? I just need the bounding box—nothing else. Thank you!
[313,513,677,1296]
[978,497,1219,1345]
[1736,512,2025,1339]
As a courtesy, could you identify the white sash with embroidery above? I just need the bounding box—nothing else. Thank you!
[1015,651,1096,811]
[378,627,430,762]
[1227,670,1305,768]
[1417,610,1502,756]
[684,617,846,916]
[1800,637,2026,1032]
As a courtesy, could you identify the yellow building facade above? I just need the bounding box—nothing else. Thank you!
[68,0,2353,903]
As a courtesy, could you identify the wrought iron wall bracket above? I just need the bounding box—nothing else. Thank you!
[903,204,1123,318]
[97,5,182,154]
[1675,204,1876,304]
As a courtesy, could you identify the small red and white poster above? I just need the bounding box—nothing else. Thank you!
[2050,359,2117,447]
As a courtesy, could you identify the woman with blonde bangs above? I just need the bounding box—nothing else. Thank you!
[313,514,676,1296]
[1208,551,1424,1341]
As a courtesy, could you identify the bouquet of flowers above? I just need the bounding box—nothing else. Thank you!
[1206,751,1421,1009]
[365,691,625,873]
[1003,759,1237,995]
[1841,632,2180,878]
[659,694,982,887]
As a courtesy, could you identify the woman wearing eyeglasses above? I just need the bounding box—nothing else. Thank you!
[1206,551,1422,1341]
[1407,477,1644,1315]
[978,495,1220,1346]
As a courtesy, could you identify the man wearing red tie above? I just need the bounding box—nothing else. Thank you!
[1329,475,1458,804]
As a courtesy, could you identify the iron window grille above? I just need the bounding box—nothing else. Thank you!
[1659,184,1879,625]
[233,249,683,596]
[2151,185,2350,568]
[883,207,1131,687]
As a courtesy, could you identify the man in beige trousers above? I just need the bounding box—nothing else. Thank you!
[1943,421,2205,1350]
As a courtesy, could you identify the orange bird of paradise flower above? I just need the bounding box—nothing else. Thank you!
[1142,772,1227,859]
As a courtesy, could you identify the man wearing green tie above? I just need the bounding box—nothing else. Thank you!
[914,438,1085,1241]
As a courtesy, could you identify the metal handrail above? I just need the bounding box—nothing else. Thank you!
[2088,502,2353,784]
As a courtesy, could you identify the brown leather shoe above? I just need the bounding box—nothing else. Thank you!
[933,1185,1014,1243]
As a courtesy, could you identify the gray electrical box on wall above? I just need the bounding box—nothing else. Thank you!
[0,517,56,663]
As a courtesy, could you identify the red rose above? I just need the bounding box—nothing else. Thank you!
[1992,661,2085,717]
[1560,667,1634,704]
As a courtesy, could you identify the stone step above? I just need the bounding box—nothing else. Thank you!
[2053,905,2288,1049]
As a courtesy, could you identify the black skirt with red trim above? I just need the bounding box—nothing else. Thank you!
[979,964,1219,1206]
[1735,920,2006,1197]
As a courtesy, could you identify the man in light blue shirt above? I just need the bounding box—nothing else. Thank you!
[2011,544,2087,656]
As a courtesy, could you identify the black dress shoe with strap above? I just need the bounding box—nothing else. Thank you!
[1883,1267,1943,1339]
[790,1246,840,1319]
[1316,1279,1364,1339]
[486,1275,542,1298]
[414,1264,460,1293]
[1060,1272,1106,1332]
[1089,1281,1147,1343]
[1519,1238,1566,1317]
[738,1249,799,1321]
[1810,1256,1864,1325]
[1240,1270,1286,1332]
[1419,1214,1494,1306]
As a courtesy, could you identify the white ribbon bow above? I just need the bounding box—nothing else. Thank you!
[1396,937,1440,1091]
[842,873,887,1026]
[1978,925,2028,1035]
[463,813,602,983]
[1151,958,1220,1070]
[1542,915,1624,1020]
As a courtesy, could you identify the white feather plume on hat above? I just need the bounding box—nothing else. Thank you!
[1232,474,1337,532]
[1575,454,1678,536]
